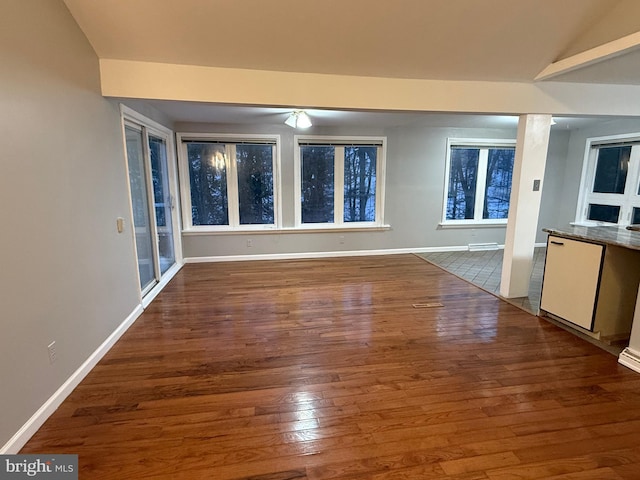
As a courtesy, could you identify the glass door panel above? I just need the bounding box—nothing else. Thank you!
[149,135,176,275]
[125,125,157,293]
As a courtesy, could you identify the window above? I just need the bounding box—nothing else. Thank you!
[294,136,386,227]
[442,139,516,225]
[577,136,640,225]
[177,134,279,231]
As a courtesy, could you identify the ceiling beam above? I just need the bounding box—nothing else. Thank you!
[535,31,640,81]
[100,59,640,116]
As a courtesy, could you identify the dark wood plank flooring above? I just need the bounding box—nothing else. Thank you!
[21,255,640,479]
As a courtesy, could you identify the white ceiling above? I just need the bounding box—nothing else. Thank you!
[63,0,640,83]
[128,99,609,130]
[65,0,640,127]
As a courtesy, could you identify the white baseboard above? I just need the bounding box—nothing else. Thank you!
[619,347,640,373]
[184,243,549,264]
[142,262,182,308]
[0,304,145,454]
[184,246,473,263]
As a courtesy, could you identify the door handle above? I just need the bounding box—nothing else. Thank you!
[550,240,564,246]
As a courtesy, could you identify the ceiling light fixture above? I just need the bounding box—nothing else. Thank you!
[285,110,312,129]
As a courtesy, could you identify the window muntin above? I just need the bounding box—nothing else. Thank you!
[178,134,279,231]
[578,137,640,226]
[295,136,385,228]
[443,139,516,224]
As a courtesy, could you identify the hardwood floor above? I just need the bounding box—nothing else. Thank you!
[21,254,640,479]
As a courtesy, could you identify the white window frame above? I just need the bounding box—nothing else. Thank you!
[177,133,282,232]
[575,132,640,226]
[441,138,516,226]
[293,135,387,229]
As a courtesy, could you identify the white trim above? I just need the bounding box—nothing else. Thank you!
[119,117,144,304]
[182,224,392,235]
[438,221,507,228]
[176,132,281,230]
[184,242,546,263]
[121,105,184,294]
[334,146,345,223]
[378,139,387,224]
[294,135,387,227]
[0,304,145,454]
[474,148,489,220]
[185,245,477,263]
[120,105,173,137]
[142,262,182,308]
[442,138,516,224]
[619,347,640,374]
[576,132,640,225]
[535,31,640,81]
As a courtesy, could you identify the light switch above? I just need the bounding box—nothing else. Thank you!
[116,217,125,233]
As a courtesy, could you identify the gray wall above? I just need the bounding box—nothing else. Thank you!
[179,119,625,255]
[177,122,544,258]
[0,0,140,447]
[536,130,571,242]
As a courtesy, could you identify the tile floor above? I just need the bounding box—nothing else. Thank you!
[418,247,546,315]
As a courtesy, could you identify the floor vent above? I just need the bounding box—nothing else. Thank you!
[468,242,499,251]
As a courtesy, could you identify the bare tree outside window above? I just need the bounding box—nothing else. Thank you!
[301,146,335,223]
[344,146,377,222]
[446,143,515,222]
[236,144,274,224]
[187,143,229,226]
[483,148,514,219]
[447,148,479,220]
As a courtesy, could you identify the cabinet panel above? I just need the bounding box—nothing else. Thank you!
[540,236,604,330]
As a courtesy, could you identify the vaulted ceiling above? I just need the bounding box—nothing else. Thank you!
[61,0,640,126]
[63,0,640,84]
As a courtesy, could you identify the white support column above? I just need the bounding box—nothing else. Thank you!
[500,114,551,299]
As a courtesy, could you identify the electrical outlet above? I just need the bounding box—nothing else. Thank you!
[47,341,57,364]
[339,235,345,244]
[247,239,253,248]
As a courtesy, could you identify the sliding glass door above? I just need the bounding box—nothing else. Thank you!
[126,125,157,293]
[149,134,176,275]
[124,117,178,297]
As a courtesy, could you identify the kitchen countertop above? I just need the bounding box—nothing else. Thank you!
[543,225,640,251]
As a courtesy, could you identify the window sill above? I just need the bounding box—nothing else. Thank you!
[183,224,392,235]
[438,221,507,229]
[570,221,621,227]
